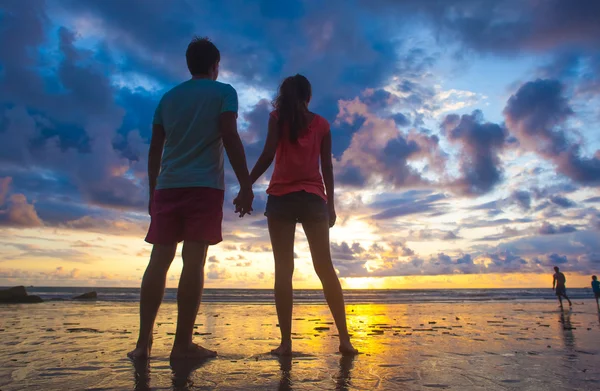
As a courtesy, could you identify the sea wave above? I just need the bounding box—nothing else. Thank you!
[10,287,596,304]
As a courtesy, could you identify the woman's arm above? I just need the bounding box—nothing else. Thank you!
[320,130,336,228]
[249,115,280,184]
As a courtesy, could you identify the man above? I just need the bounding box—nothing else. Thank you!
[553,266,572,308]
[592,275,599,310]
[128,37,253,361]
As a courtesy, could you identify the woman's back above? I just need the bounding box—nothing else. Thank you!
[267,110,328,201]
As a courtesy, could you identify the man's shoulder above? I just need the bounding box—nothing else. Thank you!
[161,80,191,101]
[164,80,235,97]
[212,80,236,94]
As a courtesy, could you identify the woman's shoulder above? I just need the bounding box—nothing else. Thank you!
[312,113,330,130]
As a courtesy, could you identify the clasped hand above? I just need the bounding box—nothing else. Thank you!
[233,187,254,218]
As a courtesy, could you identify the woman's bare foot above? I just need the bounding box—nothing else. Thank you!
[127,338,153,360]
[128,345,150,360]
[170,343,217,360]
[339,340,358,356]
[271,342,292,356]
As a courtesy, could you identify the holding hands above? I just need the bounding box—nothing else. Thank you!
[233,185,254,218]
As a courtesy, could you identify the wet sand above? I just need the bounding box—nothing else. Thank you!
[1,300,599,390]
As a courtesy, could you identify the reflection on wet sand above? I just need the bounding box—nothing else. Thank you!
[559,309,575,351]
[132,357,213,391]
[277,355,292,391]
[277,354,356,391]
[2,301,600,390]
[171,358,213,390]
[132,359,150,391]
[335,355,355,390]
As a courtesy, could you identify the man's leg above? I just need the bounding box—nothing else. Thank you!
[129,243,177,359]
[557,293,563,307]
[171,241,216,359]
[564,292,572,306]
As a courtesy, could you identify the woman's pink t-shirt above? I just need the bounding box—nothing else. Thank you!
[266,111,329,201]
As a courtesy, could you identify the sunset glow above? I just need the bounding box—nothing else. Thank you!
[1,0,599,289]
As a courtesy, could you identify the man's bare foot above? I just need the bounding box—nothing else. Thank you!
[271,343,292,356]
[339,340,358,356]
[170,343,217,360]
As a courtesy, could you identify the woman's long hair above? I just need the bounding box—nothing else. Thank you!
[272,74,312,143]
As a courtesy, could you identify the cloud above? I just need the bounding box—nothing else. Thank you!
[0,177,10,205]
[504,79,600,186]
[538,222,577,235]
[511,191,532,210]
[335,99,447,189]
[59,215,147,237]
[0,177,43,227]
[549,195,576,208]
[2,243,96,264]
[407,0,600,54]
[370,192,447,220]
[207,263,231,280]
[0,2,149,219]
[441,110,507,195]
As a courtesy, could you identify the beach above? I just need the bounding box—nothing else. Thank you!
[1,299,599,390]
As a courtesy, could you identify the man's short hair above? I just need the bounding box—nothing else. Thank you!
[186,37,220,75]
[593,275,597,280]
[554,266,559,272]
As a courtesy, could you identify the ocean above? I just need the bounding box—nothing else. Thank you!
[14,287,596,304]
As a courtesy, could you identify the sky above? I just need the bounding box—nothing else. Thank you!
[0,0,599,289]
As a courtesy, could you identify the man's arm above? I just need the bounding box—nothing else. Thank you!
[320,130,336,228]
[552,275,556,290]
[219,111,253,216]
[148,124,166,214]
[249,115,279,184]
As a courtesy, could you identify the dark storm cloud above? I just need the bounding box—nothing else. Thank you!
[584,196,600,204]
[538,222,577,235]
[391,113,411,127]
[375,0,600,54]
[504,79,600,186]
[549,195,576,208]
[370,192,447,220]
[0,1,150,219]
[441,110,508,195]
[336,164,367,188]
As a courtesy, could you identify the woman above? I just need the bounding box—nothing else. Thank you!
[242,74,357,356]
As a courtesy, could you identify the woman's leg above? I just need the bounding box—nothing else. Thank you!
[268,217,297,355]
[302,219,357,355]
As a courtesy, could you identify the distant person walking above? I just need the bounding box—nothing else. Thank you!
[240,74,357,356]
[553,266,572,308]
[592,275,600,310]
[129,37,253,361]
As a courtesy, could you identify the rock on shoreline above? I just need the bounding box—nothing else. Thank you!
[0,286,43,304]
[73,291,97,300]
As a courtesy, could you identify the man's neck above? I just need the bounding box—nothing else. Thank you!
[191,74,213,80]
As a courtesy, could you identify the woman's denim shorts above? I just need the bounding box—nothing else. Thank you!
[265,191,328,223]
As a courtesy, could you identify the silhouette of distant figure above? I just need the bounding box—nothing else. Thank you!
[128,37,253,361]
[592,275,600,310]
[240,74,357,356]
[553,266,572,308]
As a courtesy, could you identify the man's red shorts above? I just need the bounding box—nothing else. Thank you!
[145,187,224,245]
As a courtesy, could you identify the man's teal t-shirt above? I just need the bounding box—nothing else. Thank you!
[153,79,238,190]
[593,280,600,293]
